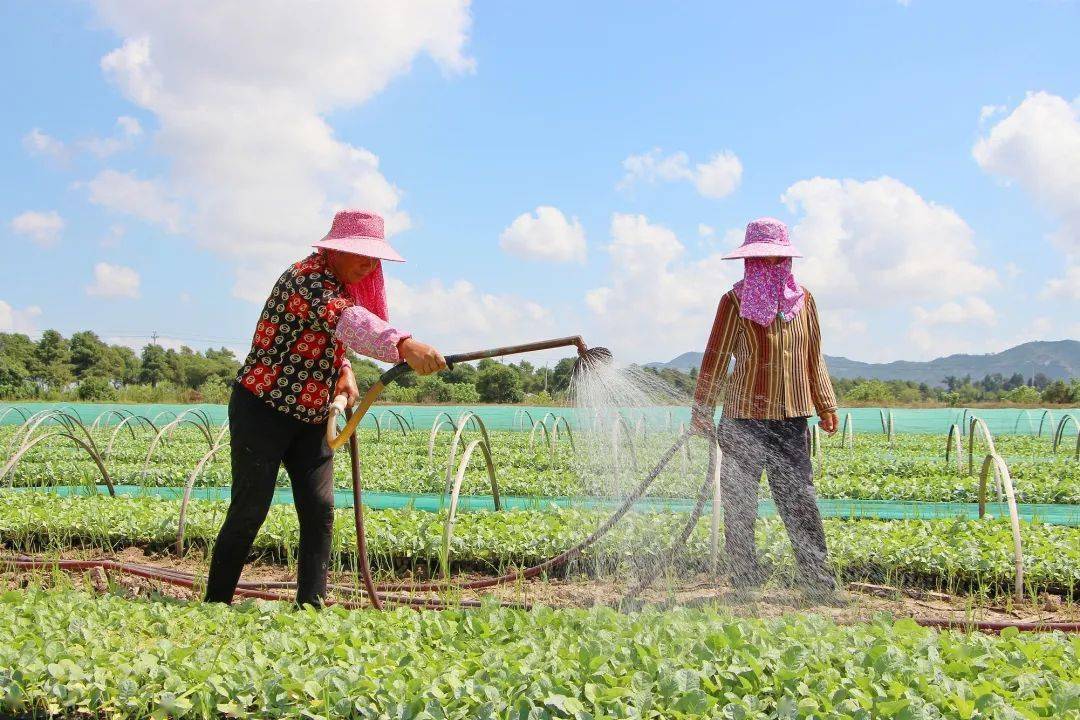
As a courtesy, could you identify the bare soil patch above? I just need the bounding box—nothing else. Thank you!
[4,548,1076,626]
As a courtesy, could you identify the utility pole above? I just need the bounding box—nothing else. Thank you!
[151,331,159,346]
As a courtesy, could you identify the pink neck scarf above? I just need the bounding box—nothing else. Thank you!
[318,249,390,322]
[732,257,805,326]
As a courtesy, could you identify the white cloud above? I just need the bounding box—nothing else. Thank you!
[619,149,692,188]
[25,117,144,162]
[912,296,997,326]
[979,104,1006,123]
[86,262,141,298]
[1003,261,1022,279]
[584,213,740,360]
[778,176,1001,361]
[91,1,474,303]
[84,169,182,231]
[907,308,1047,360]
[100,224,126,248]
[781,176,997,304]
[385,276,558,362]
[973,91,1080,296]
[694,151,743,199]
[116,116,142,136]
[697,223,714,238]
[22,128,66,160]
[0,301,43,334]
[618,148,742,199]
[179,291,191,303]
[905,327,964,358]
[1008,316,1056,347]
[10,210,65,247]
[818,309,867,343]
[80,115,144,158]
[584,286,611,316]
[499,206,586,263]
[720,227,744,249]
[1043,264,1080,300]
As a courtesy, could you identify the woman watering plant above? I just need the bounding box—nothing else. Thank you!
[205,210,446,607]
[690,217,839,599]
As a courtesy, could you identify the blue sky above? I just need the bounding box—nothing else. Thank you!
[3,1,1078,366]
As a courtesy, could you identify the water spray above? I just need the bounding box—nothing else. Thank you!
[321,334,626,608]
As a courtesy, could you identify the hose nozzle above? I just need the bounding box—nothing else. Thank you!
[573,345,614,378]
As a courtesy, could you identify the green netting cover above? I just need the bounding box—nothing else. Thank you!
[3,401,1078,435]
[11,485,1079,526]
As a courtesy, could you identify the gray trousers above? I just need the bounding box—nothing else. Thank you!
[717,417,833,589]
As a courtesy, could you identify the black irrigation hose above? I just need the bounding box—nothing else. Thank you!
[346,405,382,610]
[621,435,716,603]
[3,549,1079,633]
[374,429,693,593]
[0,554,496,610]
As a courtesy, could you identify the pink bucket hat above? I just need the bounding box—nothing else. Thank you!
[312,210,405,262]
[722,217,803,259]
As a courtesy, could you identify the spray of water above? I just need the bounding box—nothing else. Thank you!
[569,361,689,495]
[566,359,713,602]
[565,356,837,608]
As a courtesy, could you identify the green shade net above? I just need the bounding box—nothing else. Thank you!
[3,401,1078,435]
[12,485,1080,526]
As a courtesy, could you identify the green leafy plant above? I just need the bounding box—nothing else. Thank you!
[3,492,1078,597]
[1,589,1078,719]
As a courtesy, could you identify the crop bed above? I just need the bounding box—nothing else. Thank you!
[2,411,1079,718]
[3,426,1079,504]
[2,589,1079,719]
[4,492,1078,598]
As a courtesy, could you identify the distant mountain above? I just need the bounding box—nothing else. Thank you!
[646,352,706,372]
[644,340,1080,385]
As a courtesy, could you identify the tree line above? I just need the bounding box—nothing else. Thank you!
[0,330,241,404]
[0,329,580,405]
[1,330,1077,407]
[830,373,1079,406]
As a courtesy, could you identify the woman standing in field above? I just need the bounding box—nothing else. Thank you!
[205,210,446,607]
[690,217,839,597]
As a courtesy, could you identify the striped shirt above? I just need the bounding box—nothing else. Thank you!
[692,287,837,420]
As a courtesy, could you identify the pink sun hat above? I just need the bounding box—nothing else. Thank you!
[311,210,405,262]
[721,217,803,259]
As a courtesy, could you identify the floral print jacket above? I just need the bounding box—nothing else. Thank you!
[235,252,410,424]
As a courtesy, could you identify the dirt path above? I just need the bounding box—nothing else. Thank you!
[4,547,1076,626]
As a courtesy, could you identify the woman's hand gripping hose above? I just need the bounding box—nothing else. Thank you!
[397,337,447,375]
[690,404,718,440]
[333,363,360,407]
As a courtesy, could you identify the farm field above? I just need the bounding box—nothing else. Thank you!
[4,589,1079,719]
[1,404,1079,717]
[10,2,1080,715]
[3,415,1078,502]
[4,492,1079,597]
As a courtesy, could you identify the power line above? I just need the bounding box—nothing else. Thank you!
[95,331,249,345]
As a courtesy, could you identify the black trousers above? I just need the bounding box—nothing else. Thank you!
[717,417,834,590]
[204,381,336,606]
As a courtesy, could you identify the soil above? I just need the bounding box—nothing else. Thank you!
[3,548,1077,627]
